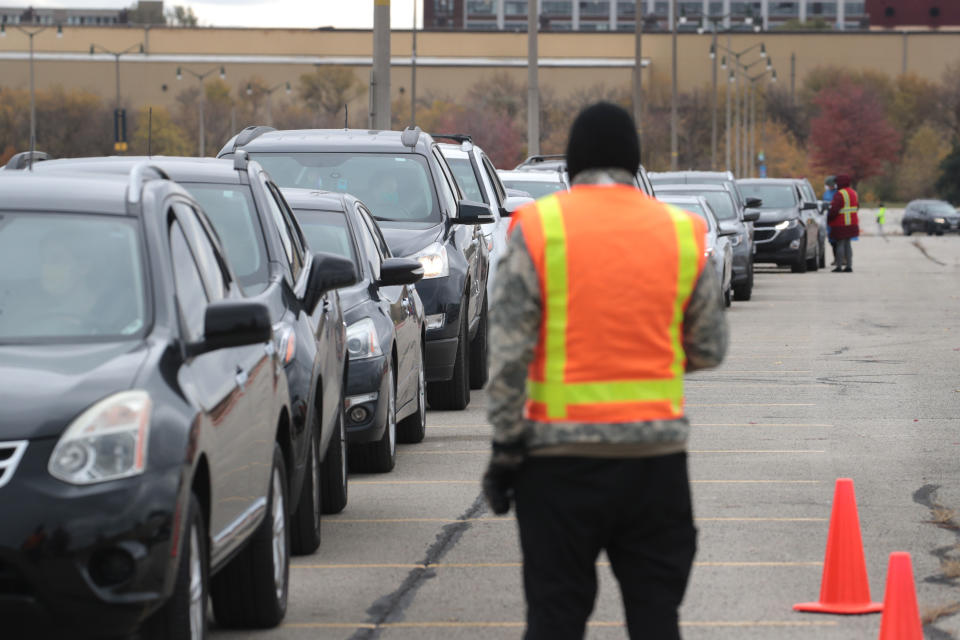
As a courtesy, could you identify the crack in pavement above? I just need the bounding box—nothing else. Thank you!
[347,493,489,640]
[911,240,948,266]
[912,484,960,637]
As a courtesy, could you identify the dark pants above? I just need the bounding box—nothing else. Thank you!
[835,237,852,268]
[514,454,697,640]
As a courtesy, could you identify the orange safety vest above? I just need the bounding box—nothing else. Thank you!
[514,185,707,424]
[830,188,859,228]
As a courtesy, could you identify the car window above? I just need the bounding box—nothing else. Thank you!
[481,154,506,205]
[662,189,737,221]
[499,178,567,199]
[445,155,486,204]
[737,184,798,209]
[173,203,227,302]
[353,205,382,279]
[0,213,146,341]
[432,148,461,216]
[291,208,359,266]
[358,204,392,257]
[662,201,715,230]
[182,183,269,294]
[250,152,441,224]
[258,172,302,282]
[170,220,209,343]
[269,182,308,270]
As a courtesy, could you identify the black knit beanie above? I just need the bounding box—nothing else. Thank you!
[565,102,640,183]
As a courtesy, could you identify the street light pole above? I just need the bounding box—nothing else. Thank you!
[527,0,539,156]
[177,65,226,156]
[633,4,643,160]
[715,40,766,177]
[90,43,144,110]
[247,81,291,128]
[670,0,678,170]
[1,23,62,155]
[725,64,733,173]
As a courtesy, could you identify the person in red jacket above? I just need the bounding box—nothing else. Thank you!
[827,174,859,272]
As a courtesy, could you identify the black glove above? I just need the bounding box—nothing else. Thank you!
[482,446,524,516]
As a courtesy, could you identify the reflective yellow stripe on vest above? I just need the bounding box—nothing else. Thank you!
[839,190,857,225]
[526,199,700,420]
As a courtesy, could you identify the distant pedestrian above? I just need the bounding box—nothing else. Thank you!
[822,176,838,266]
[877,203,886,235]
[828,174,859,272]
[482,102,728,640]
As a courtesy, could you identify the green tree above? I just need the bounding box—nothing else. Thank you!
[173,79,235,156]
[166,5,198,27]
[935,143,960,205]
[130,106,192,156]
[895,125,952,201]
[298,66,366,127]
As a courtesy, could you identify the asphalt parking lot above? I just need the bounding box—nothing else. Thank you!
[215,232,960,639]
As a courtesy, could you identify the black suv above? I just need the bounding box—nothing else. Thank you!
[902,200,960,235]
[0,166,351,637]
[219,126,493,410]
[737,178,822,272]
[34,154,356,546]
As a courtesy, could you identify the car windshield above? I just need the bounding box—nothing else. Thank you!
[662,189,737,221]
[663,202,715,231]
[290,209,358,264]
[927,202,956,215]
[0,213,146,342]
[185,184,269,294]
[738,184,798,209]
[445,157,485,204]
[250,153,440,223]
[500,178,566,199]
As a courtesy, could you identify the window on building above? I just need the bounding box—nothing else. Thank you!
[467,0,495,14]
[505,1,527,16]
[580,1,610,17]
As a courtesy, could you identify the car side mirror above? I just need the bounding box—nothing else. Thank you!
[304,252,359,313]
[188,300,272,356]
[745,197,762,209]
[718,228,738,237]
[455,200,496,225]
[802,201,819,211]
[742,209,761,222]
[378,257,424,287]
[501,194,534,217]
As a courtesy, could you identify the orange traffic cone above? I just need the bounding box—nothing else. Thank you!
[877,552,923,640]
[794,478,883,614]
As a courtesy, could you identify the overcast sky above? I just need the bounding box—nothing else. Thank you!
[28,1,423,29]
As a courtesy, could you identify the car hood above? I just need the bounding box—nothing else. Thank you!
[756,208,799,224]
[378,223,444,258]
[0,341,149,440]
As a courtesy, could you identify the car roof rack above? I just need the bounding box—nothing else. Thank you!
[233,149,249,172]
[3,150,50,170]
[518,154,565,166]
[400,126,422,149]
[433,133,472,144]
[126,162,171,214]
[232,125,276,151]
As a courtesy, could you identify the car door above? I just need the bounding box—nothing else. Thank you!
[480,153,510,265]
[169,202,272,557]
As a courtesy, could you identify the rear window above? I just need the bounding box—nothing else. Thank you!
[660,189,737,221]
[500,178,567,199]
[185,184,269,294]
[251,152,440,224]
[445,157,486,204]
[290,208,358,264]
[738,184,798,209]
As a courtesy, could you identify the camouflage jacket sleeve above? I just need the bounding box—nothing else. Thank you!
[486,222,541,450]
[683,261,728,372]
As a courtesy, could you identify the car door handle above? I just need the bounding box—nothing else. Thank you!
[235,366,248,389]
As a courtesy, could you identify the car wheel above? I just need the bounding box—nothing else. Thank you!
[142,493,207,640]
[733,259,753,301]
[290,423,321,555]
[320,407,348,514]
[211,444,289,629]
[469,296,489,390]
[349,366,397,473]
[791,236,808,273]
[724,285,732,308]
[397,346,427,444]
[427,301,470,411]
[806,240,819,271]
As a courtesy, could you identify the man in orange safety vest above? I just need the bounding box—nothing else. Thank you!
[482,102,728,640]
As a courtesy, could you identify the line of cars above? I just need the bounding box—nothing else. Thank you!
[0,125,503,638]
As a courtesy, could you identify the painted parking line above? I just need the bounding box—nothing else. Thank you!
[351,479,822,485]
[283,620,839,629]
[291,561,822,569]
[325,516,827,524]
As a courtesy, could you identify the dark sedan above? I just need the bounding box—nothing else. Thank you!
[284,188,426,473]
[738,178,822,272]
[0,168,351,638]
[902,200,960,235]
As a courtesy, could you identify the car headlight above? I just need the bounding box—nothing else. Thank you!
[346,317,382,360]
[933,217,946,224]
[774,219,798,230]
[49,390,151,485]
[407,242,449,279]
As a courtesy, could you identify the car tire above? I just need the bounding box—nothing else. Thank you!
[320,407,348,514]
[791,236,808,273]
[806,240,819,271]
[290,423,321,555]
[142,493,207,640]
[904,226,912,236]
[211,444,289,629]
[733,260,753,301]
[397,346,427,444]
[469,296,489,390]
[724,286,732,308]
[349,366,397,473]
[427,302,470,411]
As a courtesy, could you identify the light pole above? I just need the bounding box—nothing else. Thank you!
[177,65,226,157]
[724,62,734,173]
[89,42,144,110]
[715,41,767,176]
[246,81,291,128]
[1,23,63,156]
[702,14,734,171]
[739,56,771,177]
[748,67,776,177]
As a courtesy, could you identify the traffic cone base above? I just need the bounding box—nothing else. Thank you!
[794,478,883,615]
[877,552,922,640]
